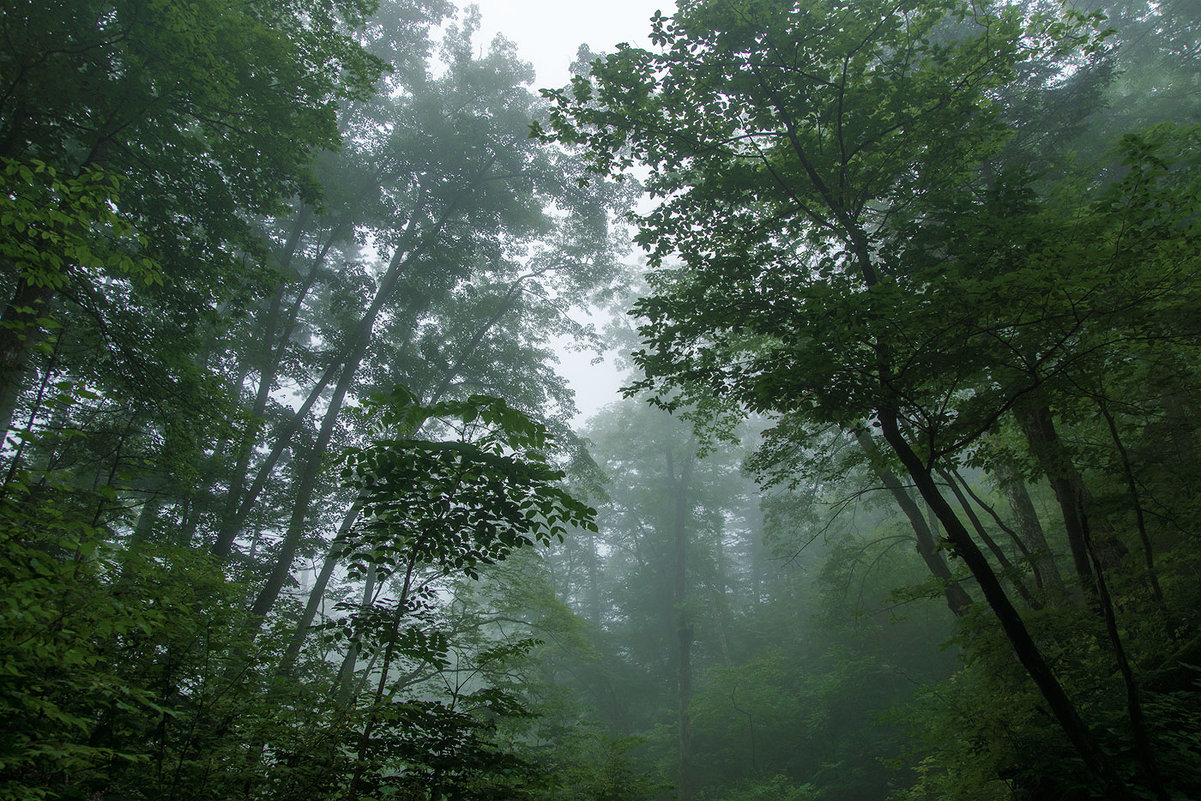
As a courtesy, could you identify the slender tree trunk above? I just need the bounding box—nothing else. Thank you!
[227,221,419,571]
[665,443,694,801]
[336,562,378,706]
[214,170,483,561]
[212,357,343,557]
[0,278,54,439]
[1098,401,1166,609]
[250,353,360,619]
[127,492,164,548]
[709,525,733,666]
[855,430,972,616]
[214,227,336,558]
[1014,400,1098,593]
[263,269,526,634]
[877,405,1133,799]
[1081,511,1169,801]
[0,329,63,502]
[938,468,1037,609]
[991,455,1062,590]
[346,552,418,801]
[585,529,602,628]
[949,470,1042,585]
[279,501,362,674]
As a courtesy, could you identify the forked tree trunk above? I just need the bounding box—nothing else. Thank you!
[877,405,1133,800]
[219,216,328,551]
[937,468,1037,609]
[855,430,972,616]
[250,353,361,619]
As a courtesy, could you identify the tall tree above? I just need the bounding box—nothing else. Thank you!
[540,0,1201,795]
[212,15,631,618]
[0,0,384,435]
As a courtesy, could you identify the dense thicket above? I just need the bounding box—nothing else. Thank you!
[3,0,1201,799]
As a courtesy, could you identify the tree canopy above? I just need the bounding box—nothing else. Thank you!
[4,0,1201,799]
[541,0,1201,798]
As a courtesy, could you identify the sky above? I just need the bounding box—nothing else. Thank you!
[464,0,675,425]
[468,0,673,89]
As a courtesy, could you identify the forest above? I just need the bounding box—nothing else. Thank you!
[0,0,1198,799]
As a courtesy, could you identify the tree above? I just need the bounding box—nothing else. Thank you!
[548,393,962,799]
[207,14,632,629]
[330,386,597,799]
[556,397,769,797]
[0,3,639,798]
[539,0,1201,796]
[0,0,384,436]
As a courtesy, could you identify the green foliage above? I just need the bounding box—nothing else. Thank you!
[539,1,1201,798]
[539,0,1114,443]
[342,387,597,582]
[6,0,1201,798]
[0,0,636,799]
[0,0,383,199]
[531,732,665,801]
[0,484,257,800]
[351,696,540,799]
[705,775,819,801]
[886,591,1201,800]
[0,0,388,359]
[0,385,602,800]
[0,159,159,291]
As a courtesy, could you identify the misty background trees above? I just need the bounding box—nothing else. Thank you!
[2,0,1200,799]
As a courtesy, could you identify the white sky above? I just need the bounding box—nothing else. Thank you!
[462,0,673,426]
[468,0,673,89]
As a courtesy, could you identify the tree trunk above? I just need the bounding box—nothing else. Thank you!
[855,430,972,616]
[250,353,359,619]
[335,562,378,706]
[214,223,336,558]
[280,502,362,674]
[217,155,496,565]
[1098,401,1166,610]
[877,405,1132,799]
[346,552,419,801]
[212,356,343,558]
[948,470,1043,585]
[214,174,480,560]
[991,455,1062,589]
[230,217,420,578]
[585,529,602,628]
[665,442,694,801]
[938,468,1037,609]
[1014,399,1099,593]
[1081,511,1169,801]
